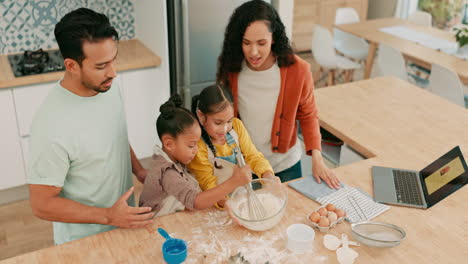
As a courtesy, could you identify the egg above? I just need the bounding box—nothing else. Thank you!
[327,211,338,222]
[325,203,336,211]
[318,216,330,227]
[318,207,328,216]
[335,209,346,218]
[309,211,321,223]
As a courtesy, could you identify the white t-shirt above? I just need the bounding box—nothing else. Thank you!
[28,81,133,245]
[237,61,302,173]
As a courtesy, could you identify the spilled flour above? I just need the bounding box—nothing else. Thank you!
[167,209,329,264]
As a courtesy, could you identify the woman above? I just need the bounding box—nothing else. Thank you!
[216,0,340,188]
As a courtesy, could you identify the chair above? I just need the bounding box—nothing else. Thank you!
[312,25,361,86]
[408,11,432,27]
[375,44,408,81]
[334,7,369,61]
[427,64,465,107]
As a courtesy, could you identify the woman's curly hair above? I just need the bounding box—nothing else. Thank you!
[216,0,295,87]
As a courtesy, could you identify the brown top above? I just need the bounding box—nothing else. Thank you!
[139,147,201,215]
[0,39,161,89]
[228,55,322,156]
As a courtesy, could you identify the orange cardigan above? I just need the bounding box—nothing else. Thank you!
[228,55,322,156]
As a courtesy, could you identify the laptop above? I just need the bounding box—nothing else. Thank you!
[372,146,468,208]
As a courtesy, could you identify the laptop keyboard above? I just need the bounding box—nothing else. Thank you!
[393,170,424,206]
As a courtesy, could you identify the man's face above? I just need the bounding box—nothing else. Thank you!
[79,38,118,93]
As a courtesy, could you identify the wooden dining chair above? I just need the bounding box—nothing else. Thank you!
[408,11,432,27]
[428,64,465,107]
[375,44,408,81]
[334,7,369,62]
[312,25,361,86]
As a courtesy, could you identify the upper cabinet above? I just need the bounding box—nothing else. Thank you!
[292,0,369,52]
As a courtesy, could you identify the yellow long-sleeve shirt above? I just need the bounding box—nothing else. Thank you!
[188,118,273,191]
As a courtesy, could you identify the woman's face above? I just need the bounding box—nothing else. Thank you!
[242,20,275,71]
[199,105,234,143]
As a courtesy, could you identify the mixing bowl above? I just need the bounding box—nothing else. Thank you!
[229,178,288,231]
[351,221,406,248]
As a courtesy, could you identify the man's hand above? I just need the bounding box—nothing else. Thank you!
[106,187,154,228]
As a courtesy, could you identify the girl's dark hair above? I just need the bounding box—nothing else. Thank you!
[54,8,119,65]
[191,85,234,169]
[156,94,197,139]
[216,0,295,86]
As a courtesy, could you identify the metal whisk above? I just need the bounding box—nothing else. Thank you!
[235,147,267,220]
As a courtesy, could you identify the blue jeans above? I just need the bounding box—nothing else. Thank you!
[276,161,302,183]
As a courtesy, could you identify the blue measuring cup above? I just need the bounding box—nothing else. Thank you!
[157,228,187,264]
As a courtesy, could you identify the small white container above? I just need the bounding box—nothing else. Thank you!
[306,205,346,233]
[286,224,315,252]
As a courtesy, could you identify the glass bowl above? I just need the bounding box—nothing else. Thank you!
[229,178,288,231]
[351,221,406,248]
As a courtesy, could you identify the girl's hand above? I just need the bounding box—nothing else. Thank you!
[232,164,252,186]
[312,150,341,189]
[262,171,281,183]
[225,200,242,226]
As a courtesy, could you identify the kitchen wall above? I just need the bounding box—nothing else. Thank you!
[0,0,135,54]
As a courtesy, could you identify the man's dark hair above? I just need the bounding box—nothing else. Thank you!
[54,8,119,65]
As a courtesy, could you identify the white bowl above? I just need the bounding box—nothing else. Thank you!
[351,221,406,248]
[230,178,288,231]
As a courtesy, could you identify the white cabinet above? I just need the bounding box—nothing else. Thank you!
[121,67,169,159]
[0,89,27,189]
[12,82,53,137]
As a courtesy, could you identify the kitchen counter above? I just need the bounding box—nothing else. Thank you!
[2,77,467,263]
[0,39,161,89]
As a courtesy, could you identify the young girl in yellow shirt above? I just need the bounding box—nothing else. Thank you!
[189,85,279,208]
[139,95,251,217]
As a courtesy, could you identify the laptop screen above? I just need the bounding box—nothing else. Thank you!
[420,146,468,208]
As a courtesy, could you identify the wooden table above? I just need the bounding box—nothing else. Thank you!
[336,18,468,84]
[2,77,468,263]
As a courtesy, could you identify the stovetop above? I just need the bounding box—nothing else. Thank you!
[7,49,65,77]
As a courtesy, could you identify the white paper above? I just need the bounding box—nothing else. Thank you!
[317,186,390,223]
[379,26,458,53]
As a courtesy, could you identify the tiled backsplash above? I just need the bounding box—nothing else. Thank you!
[0,0,135,54]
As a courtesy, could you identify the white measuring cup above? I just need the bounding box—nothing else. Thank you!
[336,234,359,264]
[323,234,360,251]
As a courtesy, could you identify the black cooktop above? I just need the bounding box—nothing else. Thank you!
[7,49,65,77]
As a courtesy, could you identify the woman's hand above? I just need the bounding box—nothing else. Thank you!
[262,171,281,183]
[312,149,341,189]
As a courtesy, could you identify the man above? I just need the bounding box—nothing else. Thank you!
[28,8,154,245]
